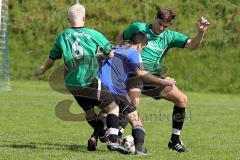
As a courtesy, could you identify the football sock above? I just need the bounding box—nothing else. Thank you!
[171,105,185,142]
[106,114,119,143]
[119,116,128,137]
[97,115,107,137]
[87,117,105,136]
[87,118,98,129]
[132,125,145,152]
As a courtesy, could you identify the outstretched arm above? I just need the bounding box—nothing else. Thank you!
[36,58,55,76]
[185,16,210,49]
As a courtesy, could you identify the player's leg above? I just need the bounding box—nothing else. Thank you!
[159,85,188,152]
[118,95,147,155]
[88,111,129,145]
[98,83,130,154]
[95,112,129,143]
[71,82,130,154]
[118,115,128,139]
[126,75,143,107]
[86,101,124,152]
[72,96,102,151]
[127,110,147,155]
[87,113,108,151]
[128,88,141,107]
[85,111,100,152]
[95,112,108,143]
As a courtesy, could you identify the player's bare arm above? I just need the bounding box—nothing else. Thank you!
[185,16,210,49]
[36,58,55,76]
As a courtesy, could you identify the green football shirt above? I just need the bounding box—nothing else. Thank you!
[49,27,112,87]
[123,22,188,74]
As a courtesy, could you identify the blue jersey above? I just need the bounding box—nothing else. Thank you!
[99,46,142,95]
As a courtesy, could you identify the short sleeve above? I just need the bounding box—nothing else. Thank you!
[168,31,189,48]
[49,36,62,60]
[91,30,112,55]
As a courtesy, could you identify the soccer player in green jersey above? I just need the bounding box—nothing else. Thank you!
[117,8,210,152]
[36,3,130,154]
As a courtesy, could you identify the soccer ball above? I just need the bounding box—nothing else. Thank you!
[122,135,135,153]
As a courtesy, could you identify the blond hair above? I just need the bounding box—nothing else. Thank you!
[68,3,85,26]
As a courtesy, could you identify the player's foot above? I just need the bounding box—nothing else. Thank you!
[168,140,187,153]
[107,141,131,154]
[87,134,98,151]
[135,148,148,155]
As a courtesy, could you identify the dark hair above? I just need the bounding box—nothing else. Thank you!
[129,31,148,46]
[156,8,175,23]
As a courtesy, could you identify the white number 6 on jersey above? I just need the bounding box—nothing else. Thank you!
[72,38,84,59]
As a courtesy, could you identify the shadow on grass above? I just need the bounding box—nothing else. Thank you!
[0,141,101,152]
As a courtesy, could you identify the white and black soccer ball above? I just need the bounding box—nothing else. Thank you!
[122,135,135,153]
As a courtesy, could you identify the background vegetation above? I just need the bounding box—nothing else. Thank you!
[8,0,240,93]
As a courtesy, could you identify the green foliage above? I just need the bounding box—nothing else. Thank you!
[8,0,240,93]
[165,46,240,94]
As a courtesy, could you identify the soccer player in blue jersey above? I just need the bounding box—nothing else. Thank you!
[87,31,176,155]
[117,8,210,152]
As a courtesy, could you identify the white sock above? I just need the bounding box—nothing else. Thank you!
[172,128,181,135]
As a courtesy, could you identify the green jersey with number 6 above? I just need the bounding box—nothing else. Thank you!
[49,27,112,87]
[123,22,189,74]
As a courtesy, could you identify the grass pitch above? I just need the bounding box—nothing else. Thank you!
[0,81,239,160]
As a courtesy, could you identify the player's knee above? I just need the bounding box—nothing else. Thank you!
[128,88,141,107]
[177,94,188,108]
[132,98,140,107]
[104,102,119,116]
[85,109,96,120]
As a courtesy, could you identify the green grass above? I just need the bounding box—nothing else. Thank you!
[0,81,240,160]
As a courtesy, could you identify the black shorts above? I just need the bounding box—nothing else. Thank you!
[67,80,115,112]
[113,94,136,116]
[126,74,170,100]
[126,74,143,91]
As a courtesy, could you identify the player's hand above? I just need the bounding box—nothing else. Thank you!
[36,66,45,76]
[162,77,176,86]
[98,50,115,59]
[107,50,115,59]
[198,16,210,32]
